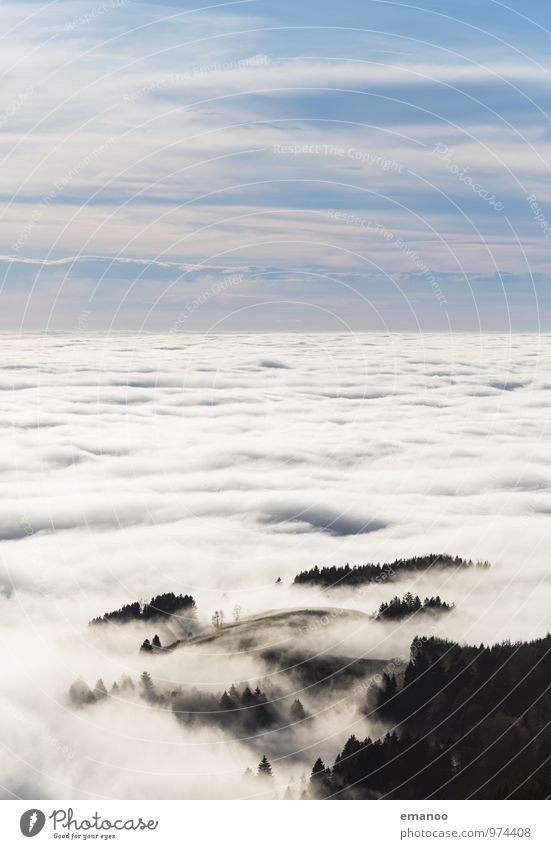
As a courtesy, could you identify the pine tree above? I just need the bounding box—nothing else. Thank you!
[220,691,235,711]
[119,674,135,692]
[68,679,95,706]
[140,671,155,701]
[310,757,332,799]
[94,678,108,700]
[241,686,256,706]
[258,755,273,779]
[242,767,254,784]
[290,699,307,721]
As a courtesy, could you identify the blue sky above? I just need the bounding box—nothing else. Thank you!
[1,0,551,330]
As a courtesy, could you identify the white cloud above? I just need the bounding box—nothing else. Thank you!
[1,332,551,797]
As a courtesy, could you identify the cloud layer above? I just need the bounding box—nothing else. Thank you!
[1,332,551,797]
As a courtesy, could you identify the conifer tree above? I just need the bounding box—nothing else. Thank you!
[140,671,155,701]
[94,678,108,700]
[290,699,307,721]
[309,757,332,798]
[258,755,273,779]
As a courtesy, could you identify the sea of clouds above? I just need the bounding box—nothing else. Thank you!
[1,331,551,799]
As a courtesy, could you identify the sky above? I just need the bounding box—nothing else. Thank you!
[1,0,551,330]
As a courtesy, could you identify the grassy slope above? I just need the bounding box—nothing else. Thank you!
[167,607,397,692]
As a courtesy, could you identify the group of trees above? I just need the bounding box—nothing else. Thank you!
[294,562,394,588]
[69,671,169,707]
[69,673,308,736]
[90,592,196,626]
[69,674,136,706]
[211,610,225,629]
[141,630,195,653]
[172,684,307,734]
[306,632,551,799]
[141,634,162,652]
[375,593,454,621]
[307,732,453,799]
[241,756,278,794]
[211,605,244,629]
[293,554,487,589]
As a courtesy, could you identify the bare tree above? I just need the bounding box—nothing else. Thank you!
[233,604,242,623]
[212,609,225,629]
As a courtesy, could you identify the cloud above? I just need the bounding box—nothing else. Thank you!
[2,0,551,799]
[2,332,551,796]
[0,1,550,330]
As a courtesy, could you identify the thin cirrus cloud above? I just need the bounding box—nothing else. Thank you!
[0,256,547,331]
[0,0,550,328]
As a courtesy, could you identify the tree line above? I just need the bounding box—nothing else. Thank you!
[305,632,551,798]
[69,674,308,736]
[375,593,454,621]
[89,592,196,626]
[293,554,487,588]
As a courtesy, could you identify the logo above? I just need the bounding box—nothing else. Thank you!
[20,810,46,837]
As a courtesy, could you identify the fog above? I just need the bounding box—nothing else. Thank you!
[1,332,551,798]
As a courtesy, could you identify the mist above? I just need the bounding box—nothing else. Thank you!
[1,332,551,799]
